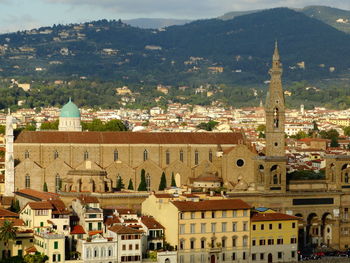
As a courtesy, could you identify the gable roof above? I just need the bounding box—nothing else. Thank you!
[251,212,300,222]
[0,208,19,218]
[15,131,243,145]
[109,224,143,234]
[15,189,59,202]
[77,195,99,204]
[141,216,164,229]
[27,201,53,210]
[171,199,251,212]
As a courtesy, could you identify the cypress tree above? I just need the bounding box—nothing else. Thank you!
[127,179,134,190]
[116,177,125,190]
[43,182,48,192]
[159,172,167,191]
[138,169,147,191]
[171,172,177,187]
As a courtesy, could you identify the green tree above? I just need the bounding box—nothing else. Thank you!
[330,137,339,148]
[43,182,48,192]
[0,220,18,259]
[158,172,167,191]
[104,119,127,131]
[40,120,59,130]
[344,126,350,137]
[24,124,36,131]
[171,172,177,187]
[0,125,5,135]
[196,120,219,131]
[127,179,134,190]
[116,177,125,190]
[9,200,20,213]
[138,169,147,191]
[24,253,49,263]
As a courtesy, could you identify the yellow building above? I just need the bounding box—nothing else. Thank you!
[142,193,251,263]
[34,230,65,263]
[20,201,53,229]
[250,208,299,263]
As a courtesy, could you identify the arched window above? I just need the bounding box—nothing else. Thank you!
[86,248,91,259]
[209,150,213,162]
[108,246,113,257]
[143,149,148,161]
[101,247,106,258]
[243,235,248,247]
[179,150,184,162]
[166,150,170,165]
[113,150,118,161]
[24,150,30,159]
[55,174,60,193]
[273,107,279,128]
[54,150,59,160]
[25,175,30,189]
[195,150,199,165]
[232,236,237,247]
[94,248,99,258]
[273,174,278,184]
[146,173,151,191]
[84,151,89,161]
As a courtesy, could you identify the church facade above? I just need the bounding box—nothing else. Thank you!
[6,44,350,249]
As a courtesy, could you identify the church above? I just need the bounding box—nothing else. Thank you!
[6,43,350,249]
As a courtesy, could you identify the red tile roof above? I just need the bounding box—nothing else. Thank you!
[77,195,99,204]
[0,208,19,218]
[141,216,164,229]
[104,216,121,226]
[109,225,143,234]
[15,189,59,201]
[27,201,53,210]
[25,246,37,253]
[171,199,251,212]
[251,212,300,222]
[15,131,244,145]
[0,218,25,227]
[48,199,70,215]
[70,225,86,235]
[88,230,103,236]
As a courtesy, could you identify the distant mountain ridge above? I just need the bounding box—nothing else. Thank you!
[124,18,191,29]
[0,8,350,85]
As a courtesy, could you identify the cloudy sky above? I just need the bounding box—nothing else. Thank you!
[0,0,349,33]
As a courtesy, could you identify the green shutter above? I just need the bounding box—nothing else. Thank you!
[54,241,58,249]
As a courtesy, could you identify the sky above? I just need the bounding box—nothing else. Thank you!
[0,0,349,33]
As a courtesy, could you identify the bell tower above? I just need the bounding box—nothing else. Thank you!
[265,41,285,157]
[255,42,287,192]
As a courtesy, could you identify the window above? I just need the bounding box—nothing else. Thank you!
[212,211,215,218]
[269,223,273,230]
[291,251,296,258]
[54,150,59,159]
[233,210,237,217]
[222,237,226,248]
[243,252,246,260]
[278,223,282,229]
[222,222,227,232]
[195,150,199,165]
[98,222,102,230]
[278,252,283,259]
[201,212,205,219]
[180,150,184,162]
[253,224,256,230]
[222,253,225,261]
[191,212,195,219]
[180,224,185,234]
[277,238,283,245]
[232,237,237,247]
[25,175,30,189]
[84,151,89,160]
[259,239,266,246]
[16,240,22,245]
[268,239,274,245]
[211,223,216,232]
[209,150,213,162]
[232,253,236,260]
[243,210,248,216]
[114,150,119,161]
[179,213,184,219]
[292,222,296,228]
[252,239,256,246]
[232,222,237,232]
[190,239,195,249]
[55,174,60,193]
[190,223,195,234]
[260,253,264,260]
[53,255,56,262]
[291,237,297,244]
[122,245,126,250]
[143,149,148,161]
[201,223,206,233]
[180,240,184,250]
[201,239,205,249]
[243,236,248,247]
[260,224,264,230]
[89,223,92,231]
[146,173,151,191]
[252,253,256,261]
[136,244,139,250]
[166,150,170,165]
[108,247,113,257]
[129,244,132,250]
[54,241,58,249]
[243,221,248,231]
[24,150,30,159]
[222,211,227,218]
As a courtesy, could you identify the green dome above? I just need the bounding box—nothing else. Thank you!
[60,99,80,118]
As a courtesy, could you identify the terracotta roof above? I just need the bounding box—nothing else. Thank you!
[77,195,99,204]
[48,199,70,215]
[25,246,37,253]
[70,225,86,235]
[104,216,121,226]
[0,218,25,227]
[251,212,300,222]
[27,201,53,210]
[141,216,164,229]
[109,224,143,234]
[171,199,251,212]
[88,230,103,236]
[15,189,59,201]
[15,131,244,145]
[0,208,19,218]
